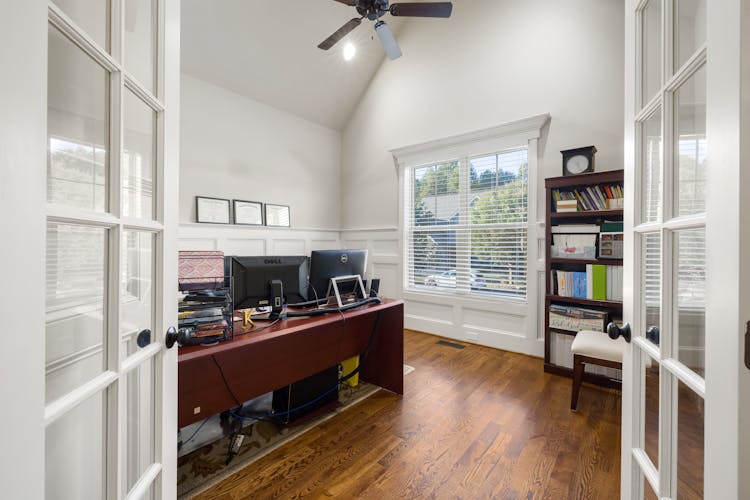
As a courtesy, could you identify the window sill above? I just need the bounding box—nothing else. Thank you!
[403,288,528,317]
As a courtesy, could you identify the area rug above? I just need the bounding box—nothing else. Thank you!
[177,364,415,499]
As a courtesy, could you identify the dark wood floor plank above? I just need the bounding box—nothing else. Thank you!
[196,330,622,499]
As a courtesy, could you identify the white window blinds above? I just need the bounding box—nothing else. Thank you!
[405,147,528,299]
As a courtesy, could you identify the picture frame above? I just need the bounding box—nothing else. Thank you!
[232,199,264,226]
[264,203,290,227]
[195,196,231,224]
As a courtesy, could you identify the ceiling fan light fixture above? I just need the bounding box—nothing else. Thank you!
[343,42,356,61]
[374,20,402,60]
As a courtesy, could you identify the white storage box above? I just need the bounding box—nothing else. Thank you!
[551,245,596,259]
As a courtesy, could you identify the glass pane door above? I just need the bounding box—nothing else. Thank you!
[45,0,168,498]
[628,0,707,498]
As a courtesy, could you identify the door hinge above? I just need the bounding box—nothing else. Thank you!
[745,321,750,370]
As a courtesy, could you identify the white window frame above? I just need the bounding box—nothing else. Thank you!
[392,114,550,307]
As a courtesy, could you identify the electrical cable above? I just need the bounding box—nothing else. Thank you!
[286,279,323,308]
[180,417,209,449]
[242,318,280,334]
[229,310,382,421]
[339,310,381,383]
[211,354,243,407]
[209,288,381,425]
[285,296,381,317]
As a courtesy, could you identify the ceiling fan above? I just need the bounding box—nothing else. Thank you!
[318,0,453,60]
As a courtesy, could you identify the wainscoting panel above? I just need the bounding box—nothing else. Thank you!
[461,307,526,336]
[310,239,340,251]
[372,238,399,256]
[371,262,399,299]
[271,239,307,255]
[341,229,402,301]
[178,223,340,260]
[223,238,266,256]
[178,238,217,251]
[342,239,367,251]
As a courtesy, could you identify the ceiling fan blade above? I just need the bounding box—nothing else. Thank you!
[332,0,356,5]
[389,2,453,18]
[317,18,362,50]
[374,21,402,60]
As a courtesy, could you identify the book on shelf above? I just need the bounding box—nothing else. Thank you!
[601,219,624,232]
[551,264,623,302]
[606,265,623,301]
[556,199,578,212]
[552,184,623,212]
[549,304,608,332]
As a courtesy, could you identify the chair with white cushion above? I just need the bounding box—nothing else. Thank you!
[570,329,627,410]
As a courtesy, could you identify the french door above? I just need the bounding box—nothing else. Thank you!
[622,0,750,499]
[0,0,179,498]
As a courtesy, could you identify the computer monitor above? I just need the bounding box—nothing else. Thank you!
[225,256,309,310]
[308,249,368,301]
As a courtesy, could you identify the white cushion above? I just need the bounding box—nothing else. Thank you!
[571,330,626,363]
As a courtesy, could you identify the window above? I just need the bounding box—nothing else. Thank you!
[404,147,529,299]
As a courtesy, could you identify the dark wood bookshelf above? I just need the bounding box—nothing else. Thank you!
[546,294,623,309]
[544,169,624,388]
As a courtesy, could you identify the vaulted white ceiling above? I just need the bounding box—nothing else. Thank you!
[181,0,407,130]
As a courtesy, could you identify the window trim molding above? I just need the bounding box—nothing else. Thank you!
[390,113,550,167]
[393,114,550,310]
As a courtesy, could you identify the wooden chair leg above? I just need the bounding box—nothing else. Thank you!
[571,354,585,411]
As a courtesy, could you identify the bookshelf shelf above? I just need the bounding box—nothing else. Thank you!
[546,294,622,308]
[550,209,623,220]
[549,257,623,266]
[544,169,624,388]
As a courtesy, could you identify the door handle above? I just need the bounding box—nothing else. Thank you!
[165,326,179,349]
[745,321,750,370]
[136,329,151,348]
[607,322,631,343]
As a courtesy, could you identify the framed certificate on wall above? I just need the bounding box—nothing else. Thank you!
[233,200,263,225]
[265,204,290,227]
[195,196,230,224]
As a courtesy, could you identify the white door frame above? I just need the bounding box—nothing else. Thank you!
[0,2,48,498]
[704,0,750,497]
[622,0,750,498]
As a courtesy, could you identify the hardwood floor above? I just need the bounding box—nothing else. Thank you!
[196,330,622,499]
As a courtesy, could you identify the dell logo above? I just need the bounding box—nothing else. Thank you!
[264,258,282,264]
[340,254,348,264]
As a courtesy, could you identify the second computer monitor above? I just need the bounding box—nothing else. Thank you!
[225,255,309,310]
[308,249,368,301]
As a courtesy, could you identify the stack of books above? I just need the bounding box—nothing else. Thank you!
[551,264,623,301]
[549,304,608,332]
[178,289,232,342]
[552,184,623,212]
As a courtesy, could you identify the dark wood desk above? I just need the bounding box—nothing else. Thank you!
[178,298,404,428]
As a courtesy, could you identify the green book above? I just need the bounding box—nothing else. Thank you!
[601,221,624,232]
[592,265,607,300]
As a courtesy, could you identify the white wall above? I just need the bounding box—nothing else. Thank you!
[180,74,342,230]
[339,0,625,356]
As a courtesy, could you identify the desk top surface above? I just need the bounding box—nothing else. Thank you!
[177,297,403,362]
